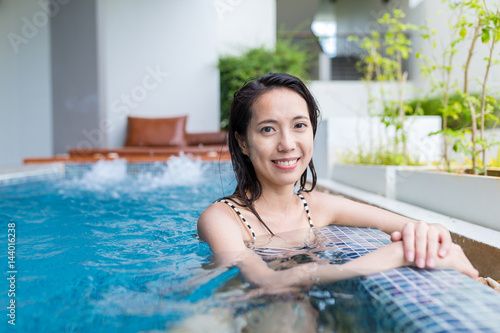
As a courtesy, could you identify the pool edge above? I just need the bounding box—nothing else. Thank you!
[0,163,66,186]
[317,178,500,281]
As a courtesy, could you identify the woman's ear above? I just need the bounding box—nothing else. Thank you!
[235,132,248,156]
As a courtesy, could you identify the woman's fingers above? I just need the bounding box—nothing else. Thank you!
[414,221,429,268]
[436,244,479,279]
[390,231,402,242]
[398,222,477,277]
[453,245,478,278]
[426,227,439,268]
[401,222,415,262]
[433,223,452,258]
[400,221,451,269]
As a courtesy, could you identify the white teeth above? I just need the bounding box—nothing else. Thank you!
[275,159,297,166]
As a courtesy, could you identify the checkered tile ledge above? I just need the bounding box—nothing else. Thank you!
[0,161,235,186]
[313,225,500,332]
[64,161,234,179]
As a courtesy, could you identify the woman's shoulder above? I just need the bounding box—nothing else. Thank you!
[299,189,338,204]
[298,189,343,227]
[197,199,248,252]
[198,200,234,228]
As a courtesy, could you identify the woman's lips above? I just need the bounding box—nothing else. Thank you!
[273,158,299,169]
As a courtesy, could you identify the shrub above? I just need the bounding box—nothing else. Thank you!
[218,38,312,129]
[405,93,500,131]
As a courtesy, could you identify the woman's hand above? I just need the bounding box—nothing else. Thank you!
[390,221,452,269]
[433,243,479,278]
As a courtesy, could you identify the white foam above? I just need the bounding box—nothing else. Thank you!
[138,153,208,190]
[83,159,128,183]
[62,154,208,194]
[70,159,128,193]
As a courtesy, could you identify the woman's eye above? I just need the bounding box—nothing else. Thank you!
[295,123,307,129]
[261,126,274,133]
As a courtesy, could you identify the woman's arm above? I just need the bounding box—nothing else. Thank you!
[210,241,409,289]
[197,202,406,288]
[210,240,477,290]
[307,191,452,269]
[197,203,477,290]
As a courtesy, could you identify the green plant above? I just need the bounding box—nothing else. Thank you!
[417,0,500,175]
[339,146,424,166]
[458,0,500,175]
[488,149,500,167]
[416,1,469,169]
[348,9,419,165]
[406,94,500,131]
[218,36,312,129]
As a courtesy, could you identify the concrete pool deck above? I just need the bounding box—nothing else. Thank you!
[318,179,500,281]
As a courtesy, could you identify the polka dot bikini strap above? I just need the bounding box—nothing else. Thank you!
[297,193,314,229]
[219,200,256,244]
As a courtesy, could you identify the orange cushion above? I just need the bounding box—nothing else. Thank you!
[185,131,227,146]
[124,116,187,147]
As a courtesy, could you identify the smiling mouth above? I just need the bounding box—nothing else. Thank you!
[273,158,299,166]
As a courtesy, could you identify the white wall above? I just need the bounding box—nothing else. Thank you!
[328,116,442,164]
[99,0,277,148]
[216,0,276,56]
[0,0,52,166]
[0,0,278,161]
[98,0,221,148]
[309,80,416,119]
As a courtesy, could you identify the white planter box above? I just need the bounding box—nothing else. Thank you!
[331,164,500,232]
[332,164,393,196]
[331,164,431,198]
[396,170,500,232]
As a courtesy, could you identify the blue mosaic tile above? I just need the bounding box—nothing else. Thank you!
[317,225,500,332]
[64,160,235,179]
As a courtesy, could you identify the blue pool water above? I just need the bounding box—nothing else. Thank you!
[2,158,500,332]
[0,159,242,332]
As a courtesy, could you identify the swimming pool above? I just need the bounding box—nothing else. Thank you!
[1,157,499,332]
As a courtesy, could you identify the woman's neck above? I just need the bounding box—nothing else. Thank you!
[255,183,299,218]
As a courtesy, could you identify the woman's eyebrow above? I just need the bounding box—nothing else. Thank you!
[256,115,309,126]
[256,119,278,126]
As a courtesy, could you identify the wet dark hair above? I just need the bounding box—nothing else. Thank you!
[226,73,320,233]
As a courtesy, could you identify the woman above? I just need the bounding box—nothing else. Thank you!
[198,73,478,289]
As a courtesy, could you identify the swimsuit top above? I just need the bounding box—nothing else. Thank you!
[218,193,314,245]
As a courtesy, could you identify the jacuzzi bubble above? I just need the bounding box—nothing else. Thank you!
[60,154,209,196]
[83,158,128,183]
[136,153,208,190]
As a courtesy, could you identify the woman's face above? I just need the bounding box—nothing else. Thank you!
[237,88,314,189]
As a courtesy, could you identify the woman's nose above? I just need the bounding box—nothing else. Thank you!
[277,130,296,152]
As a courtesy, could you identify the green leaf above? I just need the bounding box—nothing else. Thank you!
[481,29,490,43]
[459,27,467,38]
